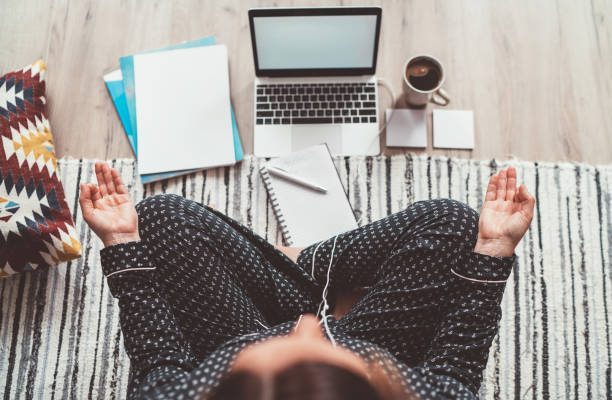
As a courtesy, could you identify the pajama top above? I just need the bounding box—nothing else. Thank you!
[100,194,516,399]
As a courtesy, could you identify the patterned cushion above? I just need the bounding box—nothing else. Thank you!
[0,60,81,277]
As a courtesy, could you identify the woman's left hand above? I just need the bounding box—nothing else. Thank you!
[474,166,535,257]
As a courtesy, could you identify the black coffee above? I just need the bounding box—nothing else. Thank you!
[406,59,441,91]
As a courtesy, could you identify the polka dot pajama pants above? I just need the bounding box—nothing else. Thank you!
[134,193,482,367]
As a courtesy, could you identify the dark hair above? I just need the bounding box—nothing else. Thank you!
[208,361,410,400]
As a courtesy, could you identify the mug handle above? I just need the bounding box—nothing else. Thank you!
[431,87,450,106]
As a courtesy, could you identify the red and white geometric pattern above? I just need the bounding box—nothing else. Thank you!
[0,60,81,277]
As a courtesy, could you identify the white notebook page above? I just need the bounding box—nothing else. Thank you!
[263,144,358,246]
[134,45,235,174]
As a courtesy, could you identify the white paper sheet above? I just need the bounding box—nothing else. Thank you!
[263,144,358,247]
[134,45,235,174]
[385,109,427,148]
[432,109,475,149]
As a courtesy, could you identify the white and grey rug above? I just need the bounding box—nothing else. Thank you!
[1,155,611,399]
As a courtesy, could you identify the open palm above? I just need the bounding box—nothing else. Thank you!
[79,162,140,247]
[475,167,535,257]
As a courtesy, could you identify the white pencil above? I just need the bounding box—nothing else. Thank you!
[266,166,328,193]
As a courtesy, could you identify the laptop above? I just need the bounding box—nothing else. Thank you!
[248,7,382,157]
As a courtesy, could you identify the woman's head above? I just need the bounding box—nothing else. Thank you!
[209,361,388,400]
[208,314,409,400]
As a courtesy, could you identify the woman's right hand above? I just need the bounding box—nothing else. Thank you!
[79,162,140,247]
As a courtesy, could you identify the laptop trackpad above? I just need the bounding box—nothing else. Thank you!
[291,125,342,153]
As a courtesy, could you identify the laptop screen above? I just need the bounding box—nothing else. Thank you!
[249,8,382,77]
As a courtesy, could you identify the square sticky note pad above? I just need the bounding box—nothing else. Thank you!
[433,110,474,149]
[385,109,427,148]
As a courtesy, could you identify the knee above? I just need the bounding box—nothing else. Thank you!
[426,198,478,220]
[411,199,479,246]
[135,194,220,238]
[135,193,184,217]
[135,194,193,235]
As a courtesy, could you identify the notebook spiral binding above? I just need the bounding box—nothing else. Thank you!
[259,166,293,245]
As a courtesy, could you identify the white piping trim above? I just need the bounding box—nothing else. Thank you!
[254,319,269,329]
[105,267,156,278]
[311,241,325,279]
[450,268,507,284]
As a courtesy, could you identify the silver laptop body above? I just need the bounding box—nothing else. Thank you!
[248,7,383,157]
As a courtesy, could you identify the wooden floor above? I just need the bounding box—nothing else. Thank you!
[1,0,611,164]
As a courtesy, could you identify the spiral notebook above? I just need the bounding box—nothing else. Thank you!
[260,144,358,246]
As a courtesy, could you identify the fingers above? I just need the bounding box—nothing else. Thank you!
[506,166,517,201]
[78,183,94,217]
[497,169,507,200]
[485,174,498,201]
[111,168,128,194]
[518,184,536,211]
[95,162,108,197]
[518,184,536,219]
[485,166,531,206]
[517,184,533,203]
[90,184,102,202]
[95,162,119,196]
[102,163,116,194]
[487,167,518,202]
[79,182,90,199]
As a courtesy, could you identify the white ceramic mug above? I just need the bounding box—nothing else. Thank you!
[403,55,450,107]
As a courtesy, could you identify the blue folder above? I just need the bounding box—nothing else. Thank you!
[104,36,243,183]
[104,77,136,153]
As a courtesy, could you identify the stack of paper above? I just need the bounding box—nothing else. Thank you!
[104,36,243,183]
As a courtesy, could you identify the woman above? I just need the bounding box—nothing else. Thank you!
[79,162,534,399]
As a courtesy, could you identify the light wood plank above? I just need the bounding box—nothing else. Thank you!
[1,0,610,163]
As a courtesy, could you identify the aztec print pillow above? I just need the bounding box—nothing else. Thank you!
[0,60,81,277]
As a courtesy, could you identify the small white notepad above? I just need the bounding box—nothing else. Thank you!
[385,109,427,148]
[260,144,358,247]
[134,45,235,174]
[433,109,475,149]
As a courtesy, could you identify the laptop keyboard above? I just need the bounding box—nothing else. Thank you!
[255,82,377,125]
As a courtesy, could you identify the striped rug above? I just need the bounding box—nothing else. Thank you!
[1,156,611,399]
